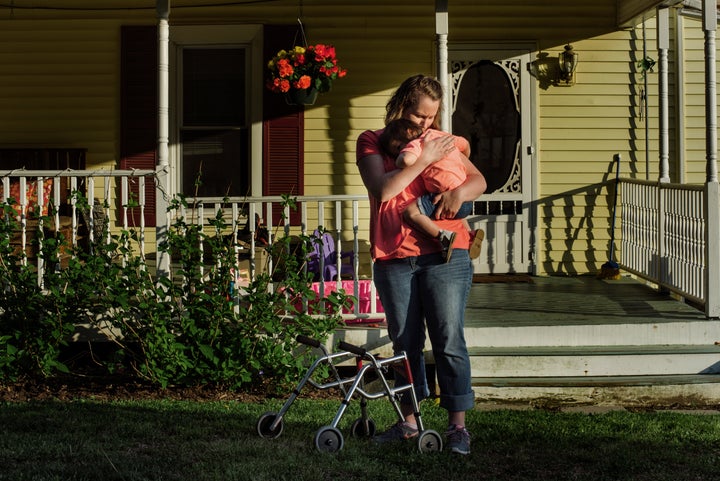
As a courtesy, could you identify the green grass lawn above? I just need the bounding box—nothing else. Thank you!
[1,396,719,481]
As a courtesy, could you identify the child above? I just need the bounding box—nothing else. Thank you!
[379,119,482,262]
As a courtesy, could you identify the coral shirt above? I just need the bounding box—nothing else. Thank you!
[356,128,470,261]
[403,129,469,194]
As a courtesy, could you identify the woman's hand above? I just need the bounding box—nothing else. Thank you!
[431,152,487,219]
[417,134,456,168]
[431,188,464,219]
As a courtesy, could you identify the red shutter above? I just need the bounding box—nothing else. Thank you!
[120,26,157,227]
[263,25,303,226]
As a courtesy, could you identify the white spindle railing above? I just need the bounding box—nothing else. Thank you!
[620,178,707,306]
[181,194,384,321]
[1,170,384,321]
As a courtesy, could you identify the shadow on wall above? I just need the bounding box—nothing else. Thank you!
[534,156,619,275]
[325,74,377,279]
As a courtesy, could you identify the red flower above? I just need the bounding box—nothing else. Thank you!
[277,58,294,78]
[269,78,291,93]
[294,75,312,90]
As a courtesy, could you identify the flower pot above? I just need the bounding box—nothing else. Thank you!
[285,87,318,106]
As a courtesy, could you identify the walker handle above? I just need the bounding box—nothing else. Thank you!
[296,335,321,348]
[338,341,367,357]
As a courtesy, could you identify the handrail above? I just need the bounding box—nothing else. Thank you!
[0,168,156,178]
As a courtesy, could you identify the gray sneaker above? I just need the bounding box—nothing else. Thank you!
[445,425,471,455]
[438,230,456,263]
[373,421,419,444]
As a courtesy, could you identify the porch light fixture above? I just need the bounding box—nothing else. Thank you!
[557,44,578,86]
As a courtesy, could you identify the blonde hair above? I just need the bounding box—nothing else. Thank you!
[384,74,443,130]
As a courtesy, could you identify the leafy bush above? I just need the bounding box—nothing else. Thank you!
[0,194,351,391]
[0,205,74,380]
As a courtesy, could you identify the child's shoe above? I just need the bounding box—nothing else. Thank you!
[438,230,456,263]
[469,229,484,260]
[372,421,419,444]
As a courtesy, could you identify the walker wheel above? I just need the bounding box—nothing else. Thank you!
[314,426,344,453]
[256,412,284,439]
[350,418,377,438]
[417,430,443,453]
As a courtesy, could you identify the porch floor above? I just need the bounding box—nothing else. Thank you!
[463,274,707,329]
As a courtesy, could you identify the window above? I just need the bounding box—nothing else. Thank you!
[170,25,263,199]
[180,47,248,197]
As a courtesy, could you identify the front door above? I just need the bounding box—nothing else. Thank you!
[449,46,535,274]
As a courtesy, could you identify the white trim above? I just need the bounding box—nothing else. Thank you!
[658,6,671,183]
[447,43,538,274]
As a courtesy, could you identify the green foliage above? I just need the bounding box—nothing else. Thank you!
[637,55,656,80]
[0,193,350,391]
[0,206,73,380]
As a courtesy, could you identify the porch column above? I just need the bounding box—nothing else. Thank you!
[657,7,670,183]
[156,0,171,278]
[702,0,719,318]
[435,0,450,131]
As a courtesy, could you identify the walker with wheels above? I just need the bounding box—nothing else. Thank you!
[255,335,443,453]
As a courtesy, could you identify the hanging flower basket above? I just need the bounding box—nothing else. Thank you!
[266,44,347,104]
[285,86,319,106]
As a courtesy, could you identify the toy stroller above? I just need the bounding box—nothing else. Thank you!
[256,335,442,453]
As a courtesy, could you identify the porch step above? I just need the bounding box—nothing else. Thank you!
[470,373,720,407]
[462,321,720,348]
[472,373,720,388]
[465,344,720,377]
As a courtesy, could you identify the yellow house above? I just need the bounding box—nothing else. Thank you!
[0,0,717,281]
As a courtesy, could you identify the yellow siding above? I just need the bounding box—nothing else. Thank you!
[0,18,122,168]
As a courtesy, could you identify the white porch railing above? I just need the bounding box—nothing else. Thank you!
[181,194,384,321]
[619,177,720,317]
[1,169,385,322]
[1,168,157,278]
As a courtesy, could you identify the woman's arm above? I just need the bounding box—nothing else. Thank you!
[431,153,487,219]
[358,134,456,202]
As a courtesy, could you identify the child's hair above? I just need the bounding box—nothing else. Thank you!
[379,118,424,157]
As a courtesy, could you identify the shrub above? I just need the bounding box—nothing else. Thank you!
[0,193,351,392]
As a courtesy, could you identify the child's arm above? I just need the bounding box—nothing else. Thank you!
[455,134,471,158]
[395,151,419,168]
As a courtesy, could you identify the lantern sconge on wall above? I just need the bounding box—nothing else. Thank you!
[557,44,578,86]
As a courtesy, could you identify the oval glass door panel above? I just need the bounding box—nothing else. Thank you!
[452,60,521,194]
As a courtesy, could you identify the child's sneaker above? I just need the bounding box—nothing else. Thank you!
[469,229,484,260]
[445,424,471,455]
[438,230,456,263]
[373,421,419,444]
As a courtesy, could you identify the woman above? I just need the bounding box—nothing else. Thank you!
[356,74,487,455]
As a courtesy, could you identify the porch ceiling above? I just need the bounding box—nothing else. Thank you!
[618,0,719,26]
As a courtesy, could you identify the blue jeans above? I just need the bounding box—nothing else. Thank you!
[417,194,473,220]
[373,250,474,413]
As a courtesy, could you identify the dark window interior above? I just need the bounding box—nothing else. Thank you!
[181,48,248,197]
